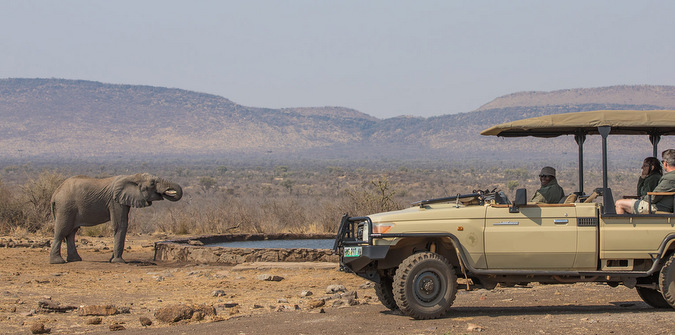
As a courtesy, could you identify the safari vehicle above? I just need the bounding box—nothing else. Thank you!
[334,110,675,319]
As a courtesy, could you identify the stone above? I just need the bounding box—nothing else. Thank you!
[300,290,313,297]
[30,323,50,334]
[256,274,284,281]
[342,291,358,299]
[78,305,119,316]
[467,323,483,332]
[191,311,205,321]
[306,299,325,309]
[38,300,78,313]
[139,317,152,326]
[86,317,102,325]
[274,305,291,312]
[360,282,375,289]
[154,304,194,323]
[222,302,239,308]
[212,290,226,297]
[109,323,125,331]
[193,304,217,317]
[326,284,346,294]
[277,298,289,303]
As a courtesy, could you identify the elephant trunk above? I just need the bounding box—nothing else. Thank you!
[157,179,183,201]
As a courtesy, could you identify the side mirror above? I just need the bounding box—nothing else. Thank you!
[510,188,527,213]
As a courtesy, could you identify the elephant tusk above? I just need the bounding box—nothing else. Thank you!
[165,190,178,196]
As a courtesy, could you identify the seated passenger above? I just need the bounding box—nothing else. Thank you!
[637,157,662,197]
[531,166,565,204]
[616,149,675,214]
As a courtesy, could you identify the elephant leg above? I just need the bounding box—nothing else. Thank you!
[49,235,66,264]
[50,215,72,264]
[65,227,82,262]
[110,205,130,263]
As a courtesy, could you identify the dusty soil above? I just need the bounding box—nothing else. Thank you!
[1,234,674,335]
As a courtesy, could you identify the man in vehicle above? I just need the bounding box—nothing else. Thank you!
[616,149,675,214]
[531,166,565,203]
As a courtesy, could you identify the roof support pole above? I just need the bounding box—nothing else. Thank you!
[598,126,615,214]
[574,132,586,195]
[649,133,661,158]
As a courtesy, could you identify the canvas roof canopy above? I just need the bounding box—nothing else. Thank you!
[480,110,675,215]
[480,110,675,137]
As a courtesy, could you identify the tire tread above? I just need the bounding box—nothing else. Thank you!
[393,252,457,319]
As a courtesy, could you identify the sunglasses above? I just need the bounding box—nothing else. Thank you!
[539,175,553,178]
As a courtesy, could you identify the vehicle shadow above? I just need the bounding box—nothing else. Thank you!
[380,301,663,319]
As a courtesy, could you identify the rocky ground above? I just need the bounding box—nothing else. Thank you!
[1,234,674,334]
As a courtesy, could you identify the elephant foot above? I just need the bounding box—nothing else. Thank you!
[50,256,66,264]
[67,255,82,262]
[110,257,126,263]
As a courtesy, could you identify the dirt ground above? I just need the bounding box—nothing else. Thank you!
[1,234,674,335]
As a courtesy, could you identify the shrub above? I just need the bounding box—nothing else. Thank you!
[20,171,66,233]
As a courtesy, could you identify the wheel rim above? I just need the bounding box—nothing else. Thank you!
[413,270,445,306]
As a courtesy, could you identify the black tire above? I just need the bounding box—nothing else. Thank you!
[636,286,671,308]
[374,276,398,310]
[659,253,675,308]
[393,252,457,320]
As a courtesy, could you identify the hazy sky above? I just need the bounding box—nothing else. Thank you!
[2,1,674,119]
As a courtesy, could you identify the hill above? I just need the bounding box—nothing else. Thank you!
[1,78,675,163]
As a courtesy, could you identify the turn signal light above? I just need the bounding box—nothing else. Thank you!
[372,223,394,234]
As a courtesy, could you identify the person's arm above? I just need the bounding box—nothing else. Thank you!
[531,191,546,203]
[637,177,646,197]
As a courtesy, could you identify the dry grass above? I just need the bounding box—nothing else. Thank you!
[0,162,643,237]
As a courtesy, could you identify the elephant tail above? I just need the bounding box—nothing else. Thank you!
[50,200,56,221]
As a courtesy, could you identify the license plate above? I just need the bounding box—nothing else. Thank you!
[344,246,362,257]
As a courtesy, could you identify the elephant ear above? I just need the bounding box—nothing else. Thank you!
[112,174,150,208]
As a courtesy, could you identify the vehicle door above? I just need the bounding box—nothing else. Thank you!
[484,204,577,269]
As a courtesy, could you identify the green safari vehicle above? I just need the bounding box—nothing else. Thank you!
[334,110,675,319]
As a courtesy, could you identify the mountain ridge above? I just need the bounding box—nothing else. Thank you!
[1,78,675,161]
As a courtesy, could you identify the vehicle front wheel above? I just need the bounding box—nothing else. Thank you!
[659,253,675,308]
[636,286,671,308]
[393,252,457,319]
[374,275,398,310]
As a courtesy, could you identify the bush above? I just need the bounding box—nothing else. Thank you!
[20,171,66,233]
[0,171,65,234]
[0,180,23,233]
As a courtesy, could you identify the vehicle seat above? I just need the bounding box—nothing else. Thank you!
[584,191,600,203]
[562,194,577,204]
[646,191,675,214]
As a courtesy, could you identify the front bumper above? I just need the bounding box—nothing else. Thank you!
[334,215,390,274]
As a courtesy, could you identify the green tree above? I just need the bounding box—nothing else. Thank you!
[198,176,217,193]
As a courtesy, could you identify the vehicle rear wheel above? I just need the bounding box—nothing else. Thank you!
[659,253,675,308]
[636,286,671,308]
[374,275,398,310]
[393,252,457,320]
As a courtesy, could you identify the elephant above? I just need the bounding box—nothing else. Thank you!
[49,173,183,264]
